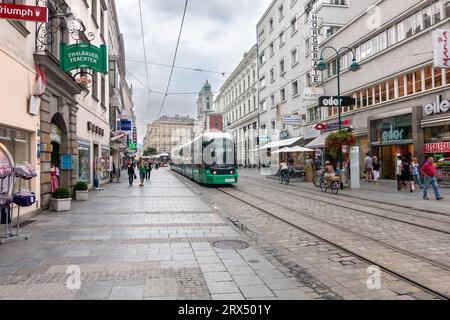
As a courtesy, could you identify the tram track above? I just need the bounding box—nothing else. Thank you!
[215,186,450,300]
[240,175,450,234]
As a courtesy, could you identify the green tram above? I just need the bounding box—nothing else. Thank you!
[170,132,238,185]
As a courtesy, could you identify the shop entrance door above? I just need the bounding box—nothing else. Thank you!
[373,145,414,179]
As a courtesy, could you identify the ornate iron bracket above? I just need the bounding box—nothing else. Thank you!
[35,0,95,54]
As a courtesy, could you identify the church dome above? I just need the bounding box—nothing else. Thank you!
[201,80,212,92]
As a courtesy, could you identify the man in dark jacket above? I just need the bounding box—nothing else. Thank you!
[127,160,136,186]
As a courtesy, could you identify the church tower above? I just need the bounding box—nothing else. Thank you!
[197,80,215,117]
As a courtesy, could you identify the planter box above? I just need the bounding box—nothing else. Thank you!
[75,190,88,201]
[50,198,72,212]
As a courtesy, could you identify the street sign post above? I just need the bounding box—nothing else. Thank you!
[0,3,48,23]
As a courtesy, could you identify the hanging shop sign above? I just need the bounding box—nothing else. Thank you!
[309,14,321,85]
[424,142,450,154]
[433,30,450,69]
[120,120,132,131]
[0,3,48,23]
[60,43,108,74]
[283,115,303,126]
[50,124,61,145]
[319,96,355,107]
[303,87,324,101]
[424,95,450,115]
[133,126,137,145]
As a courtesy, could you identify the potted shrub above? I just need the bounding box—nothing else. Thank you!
[74,181,89,201]
[50,187,72,212]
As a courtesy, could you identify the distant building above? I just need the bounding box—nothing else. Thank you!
[197,80,223,133]
[143,115,195,154]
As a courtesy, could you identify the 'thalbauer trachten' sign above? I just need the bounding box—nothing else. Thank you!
[60,43,108,74]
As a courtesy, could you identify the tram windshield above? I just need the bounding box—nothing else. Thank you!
[203,138,235,168]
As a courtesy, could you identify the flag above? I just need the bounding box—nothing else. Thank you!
[34,64,46,96]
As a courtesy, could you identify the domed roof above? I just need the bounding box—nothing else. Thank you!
[201,80,212,92]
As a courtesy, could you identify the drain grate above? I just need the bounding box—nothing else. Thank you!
[213,240,249,250]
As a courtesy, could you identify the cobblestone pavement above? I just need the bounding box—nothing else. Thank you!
[179,170,450,300]
[0,169,308,300]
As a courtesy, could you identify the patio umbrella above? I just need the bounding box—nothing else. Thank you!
[272,147,292,154]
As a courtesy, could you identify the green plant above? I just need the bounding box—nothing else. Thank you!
[143,147,157,157]
[74,181,88,191]
[325,131,355,158]
[52,187,71,199]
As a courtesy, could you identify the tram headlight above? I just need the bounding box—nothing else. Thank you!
[230,170,234,174]
[213,171,217,175]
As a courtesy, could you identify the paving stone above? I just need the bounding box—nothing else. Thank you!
[109,285,144,300]
[239,285,275,299]
[144,278,178,298]
[206,281,240,294]
[274,289,308,300]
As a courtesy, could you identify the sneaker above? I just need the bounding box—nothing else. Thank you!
[437,197,444,201]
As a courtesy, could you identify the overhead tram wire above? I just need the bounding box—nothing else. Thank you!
[138,0,152,121]
[126,59,230,77]
[156,0,189,120]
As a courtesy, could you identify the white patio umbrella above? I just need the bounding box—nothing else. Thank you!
[271,147,292,154]
[286,146,315,153]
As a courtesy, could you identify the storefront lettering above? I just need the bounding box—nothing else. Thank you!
[424,95,450,115]
[382,126,404,142]
[424,142,450,153]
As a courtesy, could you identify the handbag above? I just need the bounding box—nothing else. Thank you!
[13,191,36,207]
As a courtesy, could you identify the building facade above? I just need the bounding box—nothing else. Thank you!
[256,0,374,169]
[305,0,450,184]
[144,116,195,154]
[216,45,259,167]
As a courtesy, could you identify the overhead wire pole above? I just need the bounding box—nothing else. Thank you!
[156,0,189,120]
[138,0,151,122]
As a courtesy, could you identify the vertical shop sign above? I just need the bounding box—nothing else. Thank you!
[133,126,137,145]
[309,14,321,85]
[433,30,450,68]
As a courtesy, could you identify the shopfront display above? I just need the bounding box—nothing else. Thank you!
[370,114,414,179]
[101,148,110,180]
[78,141,90,182]
[423,125,450,185]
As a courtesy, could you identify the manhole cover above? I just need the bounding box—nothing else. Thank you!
[213,240,249,250]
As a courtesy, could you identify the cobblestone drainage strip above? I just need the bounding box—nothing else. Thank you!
[213,240,249,250]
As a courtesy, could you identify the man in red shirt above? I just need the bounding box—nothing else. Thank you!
[421,157,443,201]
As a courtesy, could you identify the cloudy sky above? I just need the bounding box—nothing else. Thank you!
[116,0,272,142]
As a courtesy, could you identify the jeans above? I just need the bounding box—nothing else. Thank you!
[413,174,423,188]
[128,174,134,185]
[423,176,441,199]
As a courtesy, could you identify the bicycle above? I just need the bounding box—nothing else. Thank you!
[320,175,340,194]
[313,169,324,187]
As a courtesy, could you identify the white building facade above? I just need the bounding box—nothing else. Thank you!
[216,45,259,167]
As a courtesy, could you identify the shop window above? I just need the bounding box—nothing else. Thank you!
[398,76,405,97]
[434,68,443,87]
[415,70,423,93]
[425,66,433,90]
[374,85,380,104]
[406,73,414,95]
[78,142,90,182]
[424,125,450,143]
[355,91,362,109]
[380,82,387,102]
[388,80,395,100]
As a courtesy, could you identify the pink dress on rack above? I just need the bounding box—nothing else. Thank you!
[50,166,59,193]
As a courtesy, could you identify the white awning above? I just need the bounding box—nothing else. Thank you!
[305,132,334,149]
[259,137,303,150]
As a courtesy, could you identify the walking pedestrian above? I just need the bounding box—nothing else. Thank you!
[372,156,380,185]
[146,161,152,180]
[50,164,59,193]
[401,153,414,193]
[396,155,404,191]
[412,158,424,189]
[364,153,373,183]
[313,157,322,173]
[127,160,136,186]
[139,160,146,187]
[421,157,444,201]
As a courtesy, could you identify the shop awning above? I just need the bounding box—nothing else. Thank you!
[305,132,333,149]
[259,136,303,151]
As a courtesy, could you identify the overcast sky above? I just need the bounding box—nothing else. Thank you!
[116,0,273,142]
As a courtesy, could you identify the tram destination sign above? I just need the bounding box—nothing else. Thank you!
[60,43,108,74]
[319,96,355,107]
[0,3,48,23]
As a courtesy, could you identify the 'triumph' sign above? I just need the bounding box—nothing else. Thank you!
[0,3,48,23]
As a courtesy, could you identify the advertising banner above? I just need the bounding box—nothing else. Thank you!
[424,142,450,154]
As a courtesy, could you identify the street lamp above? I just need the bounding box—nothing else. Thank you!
[315,46,361,184]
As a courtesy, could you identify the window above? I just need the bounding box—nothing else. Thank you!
[374,85,381,104]
[292,80,299,97]
[271,121,276,130]
[260,76,266,88]
[269,42,274,56]
[91,0,98,24]
[434,68,443,87]
[259,51,266,65]
[308,107,320,123]
[279,58,286,75]
[380,83,387,102]
[279,31,285,47]
[388,79,395,100]
[415,70,423,93]
[290,47,299,66]
[278,4,284,21]
[78,141,90,182]
[260,100,267,111]
[406,73,414,95]
[270,94,275,107]
[92,71,98,100]
[259,29,265,43]
[109,60,117,88]
[101,74,106,107]
[290,16,298,36]
[425,66,433,90]
[387,26,396,47]
[270,68,275,82]
[269,18,274,32]
[280,88,286,102]
[361,89,367,107]
[398,76,405,98]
